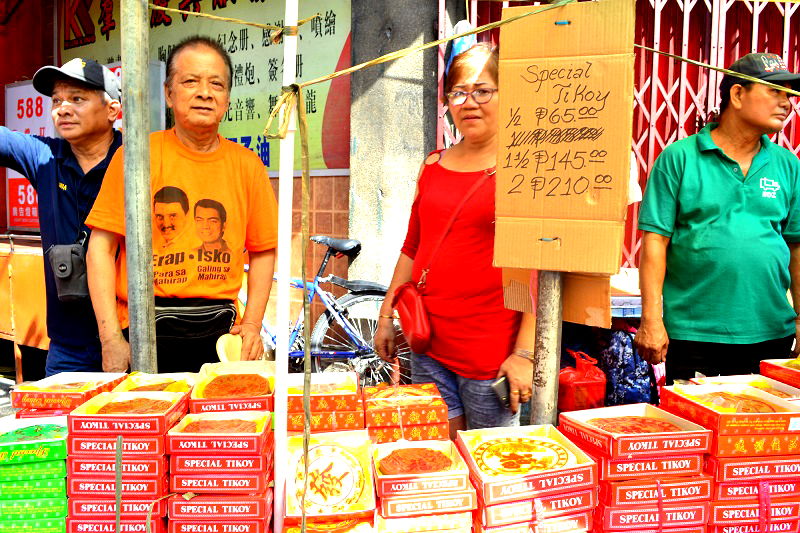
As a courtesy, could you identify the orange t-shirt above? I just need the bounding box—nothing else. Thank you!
[86,129,278,326]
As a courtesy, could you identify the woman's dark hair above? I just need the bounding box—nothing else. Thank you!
[718,76,754,115]
[165,36,233,90]
[443,43,499,103]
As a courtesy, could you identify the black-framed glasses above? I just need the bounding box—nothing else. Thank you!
[445,87,498,106]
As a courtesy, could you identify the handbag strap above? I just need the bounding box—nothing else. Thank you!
[418,167,494,289]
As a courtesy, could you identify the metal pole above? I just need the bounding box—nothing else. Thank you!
[273,1,299,531]
[121,0,156,372]
[530,270,563,425]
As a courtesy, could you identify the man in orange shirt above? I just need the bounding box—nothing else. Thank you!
[86,37,277,373]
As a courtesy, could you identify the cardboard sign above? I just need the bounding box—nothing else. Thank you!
[494,0,635,275]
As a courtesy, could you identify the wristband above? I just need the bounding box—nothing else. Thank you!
[379,314,394,320]
[512,349,536,362]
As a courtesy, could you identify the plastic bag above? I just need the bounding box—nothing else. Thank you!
[558,349,606,412]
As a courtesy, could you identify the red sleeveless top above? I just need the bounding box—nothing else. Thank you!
[401,155,521,380]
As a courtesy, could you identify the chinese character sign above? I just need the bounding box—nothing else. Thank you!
[60,0,351,171]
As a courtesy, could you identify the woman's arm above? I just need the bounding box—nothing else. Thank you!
[374,253,414,362]
[496,312,536,414]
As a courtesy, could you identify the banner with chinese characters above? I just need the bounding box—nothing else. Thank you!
[59,0,351,172]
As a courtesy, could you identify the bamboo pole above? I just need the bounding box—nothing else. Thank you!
[121,0,157,372]
[530,271,563,425]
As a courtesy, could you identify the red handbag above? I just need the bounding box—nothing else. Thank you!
[392,169,493,353]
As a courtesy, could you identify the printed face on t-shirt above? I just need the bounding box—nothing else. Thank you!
[154,201,188,244]
[195,205,225,246]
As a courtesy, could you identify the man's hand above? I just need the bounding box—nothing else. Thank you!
[497,353,534,414]
[635,319,670,365]
[230,322,264,361]
[374,317,397,363]
[793,319,800,358]
[102,334,131,372]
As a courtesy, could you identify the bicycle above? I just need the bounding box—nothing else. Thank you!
[239,235,412,386]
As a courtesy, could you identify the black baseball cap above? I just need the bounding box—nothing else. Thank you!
[32,58,121,101]
[720,52,800,95]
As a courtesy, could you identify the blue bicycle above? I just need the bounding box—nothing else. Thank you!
[240,235,412,386]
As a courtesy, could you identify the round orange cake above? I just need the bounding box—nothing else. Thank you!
[587,416,683,434]
[181,419,258,433]
[379,448,452,475]
[693,392,778,413]
[201,374,270,399]
[96,398,173,414]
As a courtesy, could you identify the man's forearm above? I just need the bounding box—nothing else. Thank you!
[789,243,800,316]
[87,230,123,342]
[640,232,670,324]
[241,249,276,327]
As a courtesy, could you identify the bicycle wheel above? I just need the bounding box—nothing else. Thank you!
[310,291,412,386]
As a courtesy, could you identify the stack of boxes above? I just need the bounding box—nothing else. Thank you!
[0,417,68,533]
[166,411,274,533]
[363,384,449,444]
[286,372,364,433]
[457,425,597,533]
[559,403,714,533]
[661,384,800,533]
[11,372,126,418]
[373,440,476,533]
[65,391,188,533]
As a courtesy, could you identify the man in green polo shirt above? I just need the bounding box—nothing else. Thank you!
[636,53,800,382]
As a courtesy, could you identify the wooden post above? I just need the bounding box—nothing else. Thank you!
[121,0,156,372]
[530,270,563,425]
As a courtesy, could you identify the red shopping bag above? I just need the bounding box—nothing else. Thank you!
[558,350,606,411]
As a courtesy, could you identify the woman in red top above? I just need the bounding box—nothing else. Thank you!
[375,44,535,436]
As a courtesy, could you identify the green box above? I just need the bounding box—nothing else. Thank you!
[0,496,67,520]
[0,518,66,533]
[0,478,67,500]
[0,460,66,482]
[0,419,67,466]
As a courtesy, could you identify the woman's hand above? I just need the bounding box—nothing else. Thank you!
[497,351,534,414]
[374,316,397,363]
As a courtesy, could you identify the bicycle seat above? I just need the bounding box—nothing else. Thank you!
[311,235,362,258]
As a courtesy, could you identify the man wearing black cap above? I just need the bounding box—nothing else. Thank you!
[636,52,800,382]
[0,57,122,375]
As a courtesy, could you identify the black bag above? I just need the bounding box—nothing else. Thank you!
[154,298,237,341]
[45,231,89,302]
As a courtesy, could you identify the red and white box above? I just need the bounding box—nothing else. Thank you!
[595,501,710,530]
[706,455,800,482]
[710,498,800,524]
[456,425,597,505]
[559,403,712,458]
[12,372,127,410]
[477,488,596,528]
[66,518,166,533]
[711,432,800,457]
[373,440,471,497]
[473,510,593,533]
[168,491,273,520]
[286,371,361,412]
[287,409,365,432]
[379,486,477,518]
[67,475,169,498]
[171,472,267,494]
[599,475,714,506]
[189,361,275,414]
[166,411,272,455]
[67,455,168,478]
[67,434,165,456]
[68,391,188,435]
[587,451,705,481]
[709,522,800,533]
[169,520,270,533]
[761,359,800,389]
[69,498,167,518]
[368,423,450,444]
[170,453,270,475]
[691,374,800,403]
[376,511,473,533]
[660,385,800,435]
[715,479,800,501]
[363,383,448,428]
[595,525,705,533]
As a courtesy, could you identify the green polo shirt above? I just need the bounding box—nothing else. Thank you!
[639,123,800,343]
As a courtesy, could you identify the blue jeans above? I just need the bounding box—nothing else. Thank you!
[45,339,103,376]
[411,353,519,429]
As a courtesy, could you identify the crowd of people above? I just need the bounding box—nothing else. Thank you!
[1,34,799,435]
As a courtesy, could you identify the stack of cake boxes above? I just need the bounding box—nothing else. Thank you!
[661,384,800,533]
[372,440,476,533]
[363,384,449,444]
[166,411,275,533]
[0,417,69,533]
[559,403,714,533]
[457,425,598,533]
[65,391,188,533]
[286,372,365,433]
[10,372,126,418]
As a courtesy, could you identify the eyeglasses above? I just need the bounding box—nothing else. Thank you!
[445,87,498,106]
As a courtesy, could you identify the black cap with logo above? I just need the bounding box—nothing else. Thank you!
[720,52,800,96]
[32,58,121,101]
